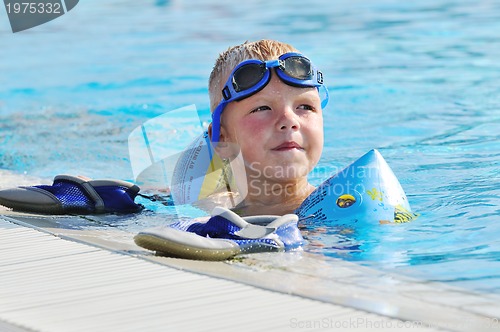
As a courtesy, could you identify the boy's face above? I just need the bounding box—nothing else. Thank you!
[219,73,324,182]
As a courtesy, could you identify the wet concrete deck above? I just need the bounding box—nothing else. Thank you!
[2,212,500,331]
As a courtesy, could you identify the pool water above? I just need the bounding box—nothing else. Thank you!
[1,0,499,293]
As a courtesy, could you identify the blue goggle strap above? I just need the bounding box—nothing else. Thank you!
[211,101,226,143]
[319,84,329,109]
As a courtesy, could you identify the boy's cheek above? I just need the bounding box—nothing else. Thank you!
[237,118,268,139]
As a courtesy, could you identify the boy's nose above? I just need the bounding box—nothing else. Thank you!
[277,107,300,131]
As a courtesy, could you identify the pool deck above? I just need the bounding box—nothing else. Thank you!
[2,211,500,332]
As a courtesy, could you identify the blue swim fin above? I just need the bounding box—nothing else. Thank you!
[0,175,143,214]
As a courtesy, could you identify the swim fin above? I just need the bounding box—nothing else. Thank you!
[0,175,143,214]
[134,206,305,260]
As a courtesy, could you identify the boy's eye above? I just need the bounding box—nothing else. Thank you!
[250,106,271,113]
[298,104,315,111]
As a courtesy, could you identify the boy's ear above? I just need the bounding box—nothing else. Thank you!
[207,122,214,141]
[208,123,232,159]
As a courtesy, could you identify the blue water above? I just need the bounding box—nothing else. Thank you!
[1,0,499,293]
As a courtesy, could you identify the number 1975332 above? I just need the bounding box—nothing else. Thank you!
[5,2,62,14]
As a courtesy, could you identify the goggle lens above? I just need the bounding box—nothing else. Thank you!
[232,63,267,92]
[282,56,313,80]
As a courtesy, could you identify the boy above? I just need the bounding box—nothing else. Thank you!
[206,39,327,216]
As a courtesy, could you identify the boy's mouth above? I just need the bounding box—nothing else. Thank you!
[272,141,303,151]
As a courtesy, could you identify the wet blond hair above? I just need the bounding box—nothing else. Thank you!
[208,40,299,112]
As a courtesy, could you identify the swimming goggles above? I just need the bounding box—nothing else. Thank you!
[211,52,329,143]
